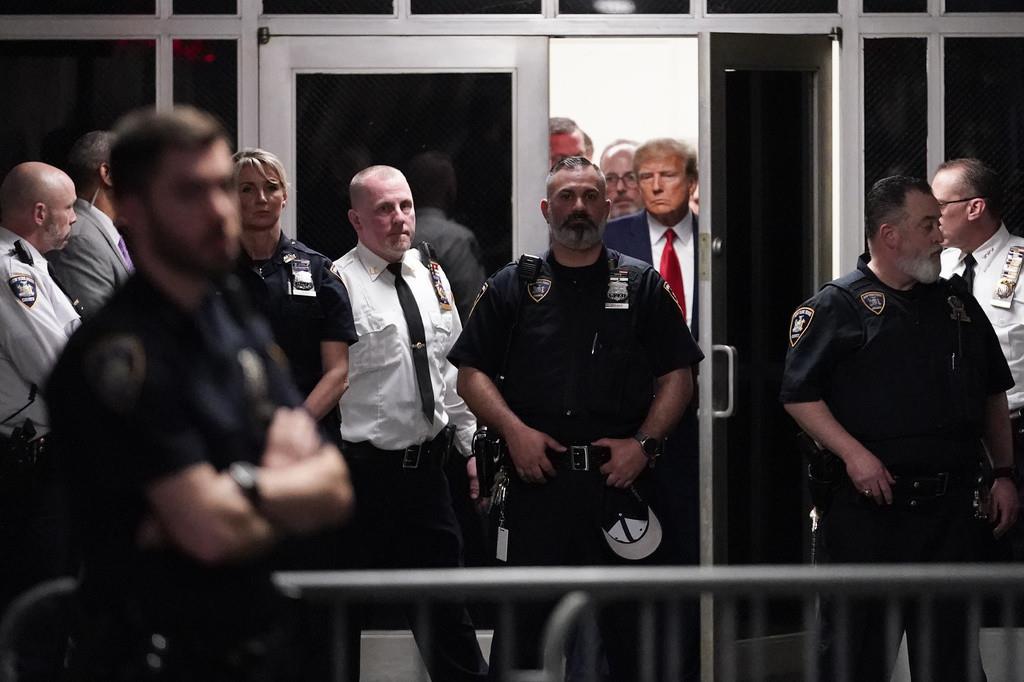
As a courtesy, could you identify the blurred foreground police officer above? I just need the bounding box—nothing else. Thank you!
[0,162,79,617]
[332,165,487,682]
[781,175,1019,681]
[450,157,702,680]
[46,107,353,681]
[233,148,356,446]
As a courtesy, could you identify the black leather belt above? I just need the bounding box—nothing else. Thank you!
[342,429,451,470]
[547,445,610,472]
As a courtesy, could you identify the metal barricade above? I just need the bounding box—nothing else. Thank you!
[275,564,1024,682]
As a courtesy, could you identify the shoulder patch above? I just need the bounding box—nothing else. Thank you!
[84,334,146,413]
[468,281,488,319]
[789,306,815,347]
[528,278,552,303]
[662,280,683,315]
[859,291,885,315]
[8,274,36,308]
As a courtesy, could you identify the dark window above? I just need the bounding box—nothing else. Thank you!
[864,0,925,11]
[262,0,392,12]
[173,40,238,149]
[0,40,155,178]
[708,0,835,11]
[559,0,689,12]
[946,0,1024,11]
[412,0,540,12]
[0,0,153,13]
[294,73,513,277]
[863,38,927,188]
[174,0,237,13]
[945,38,1024,234]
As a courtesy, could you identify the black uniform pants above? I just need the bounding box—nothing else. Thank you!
[488,469,681,682]
[337,449,487,682]
[818,482,986,682]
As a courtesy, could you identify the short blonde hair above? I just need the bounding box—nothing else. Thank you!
[233,147,288,196]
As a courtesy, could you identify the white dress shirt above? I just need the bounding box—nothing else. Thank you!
[0,226,81,437]
[647,211,695,329]
[334,243,476,455]
[941,224,1024,411]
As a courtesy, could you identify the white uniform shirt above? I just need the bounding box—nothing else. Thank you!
[334,243,476,455]
[941,223,1024,411]
[0,226,81,438]
[647,211,695,329]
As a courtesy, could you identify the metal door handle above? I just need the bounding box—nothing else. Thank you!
[712,344,737,418]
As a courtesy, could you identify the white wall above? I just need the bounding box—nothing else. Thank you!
[548,37,699,162]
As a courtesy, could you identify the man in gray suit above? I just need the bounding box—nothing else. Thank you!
[48,130,132,317]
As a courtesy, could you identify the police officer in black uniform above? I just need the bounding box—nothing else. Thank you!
[46,107,353,681]
[450,156,703,680]
[781,175,1019,681]
[233,148,357,447]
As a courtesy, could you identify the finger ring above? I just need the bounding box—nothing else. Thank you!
[862,489,873,496]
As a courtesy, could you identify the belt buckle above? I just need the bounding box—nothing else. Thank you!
[570,445,589,471]
[402,444,422,469]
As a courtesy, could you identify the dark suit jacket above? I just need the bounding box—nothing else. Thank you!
[604,209,701,565]
[604,210,700,339]
[47,199,130,318]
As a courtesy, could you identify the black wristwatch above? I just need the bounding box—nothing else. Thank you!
[228,461,262,508]
[633,431,664,461]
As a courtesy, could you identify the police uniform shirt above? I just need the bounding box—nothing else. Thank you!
[941,224,1024,412]
[781,253,1011,468]
[0,226,80,438]
[236,234,358,400]
[449,247,702,445]
[46,273,302,634]
[333,242,476,455]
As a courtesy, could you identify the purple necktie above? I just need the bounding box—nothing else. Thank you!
[117,236,134,272]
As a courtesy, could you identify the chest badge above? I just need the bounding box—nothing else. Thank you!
[948,295,972,322]
[859,291,886,315]
[8,274,36,308]
[606,272,630,310]
[289,259,316,297]
[789,306,814,347]
[528,278,552,303]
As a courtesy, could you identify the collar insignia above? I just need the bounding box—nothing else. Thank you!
[859,291,886,315]
[789,306,814,347]
[528,278,552,303]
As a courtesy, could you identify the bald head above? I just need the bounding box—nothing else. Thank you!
[0,162,77,252]
[349,165,408,209]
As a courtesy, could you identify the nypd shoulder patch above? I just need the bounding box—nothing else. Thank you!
[789,306,815,347]
[528,278,552,303]
[8,274,36,308]
[859,291,886,315]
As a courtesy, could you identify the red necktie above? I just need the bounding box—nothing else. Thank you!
[660,229,687,321]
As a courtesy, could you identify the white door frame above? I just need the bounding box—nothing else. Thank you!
[258,35,550,256]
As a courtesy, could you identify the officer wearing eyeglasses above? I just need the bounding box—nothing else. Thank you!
[937,157,1024,558]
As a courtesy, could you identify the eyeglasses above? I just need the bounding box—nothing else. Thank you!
[936,196,984,210]
[605,172,638,189]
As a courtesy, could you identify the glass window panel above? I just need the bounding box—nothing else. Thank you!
[294,73,512,279]
[412,0,540,12]
[174,0,237,13]
[559,0,688,12]
[864,0,925,11]
[0,0,153,13]
[946,0,1024,11]
[262,0,392,12]
[174,40,238,149]
[946,38,1024,235]
[0,40,155,178]
[863,38,927,188]
[707,0,835,11]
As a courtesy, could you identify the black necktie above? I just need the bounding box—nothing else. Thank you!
[963,253,977,293]
[387,262,434,424]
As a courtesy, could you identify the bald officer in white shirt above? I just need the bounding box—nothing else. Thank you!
[0,161,81,614]
[332,165,486,682]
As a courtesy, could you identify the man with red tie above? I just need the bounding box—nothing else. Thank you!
[604,137,701,682]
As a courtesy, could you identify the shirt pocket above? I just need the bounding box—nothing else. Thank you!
[427,308,454,362]
[352,308,403,373]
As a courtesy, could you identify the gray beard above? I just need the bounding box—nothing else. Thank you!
[897,252,941,284]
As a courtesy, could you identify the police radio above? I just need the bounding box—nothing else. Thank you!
[516,254,543,283]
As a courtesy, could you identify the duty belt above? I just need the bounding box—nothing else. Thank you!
[342,426,453,470]
[547,444,611,472]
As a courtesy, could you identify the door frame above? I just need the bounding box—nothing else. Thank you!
[258,35,550,257]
